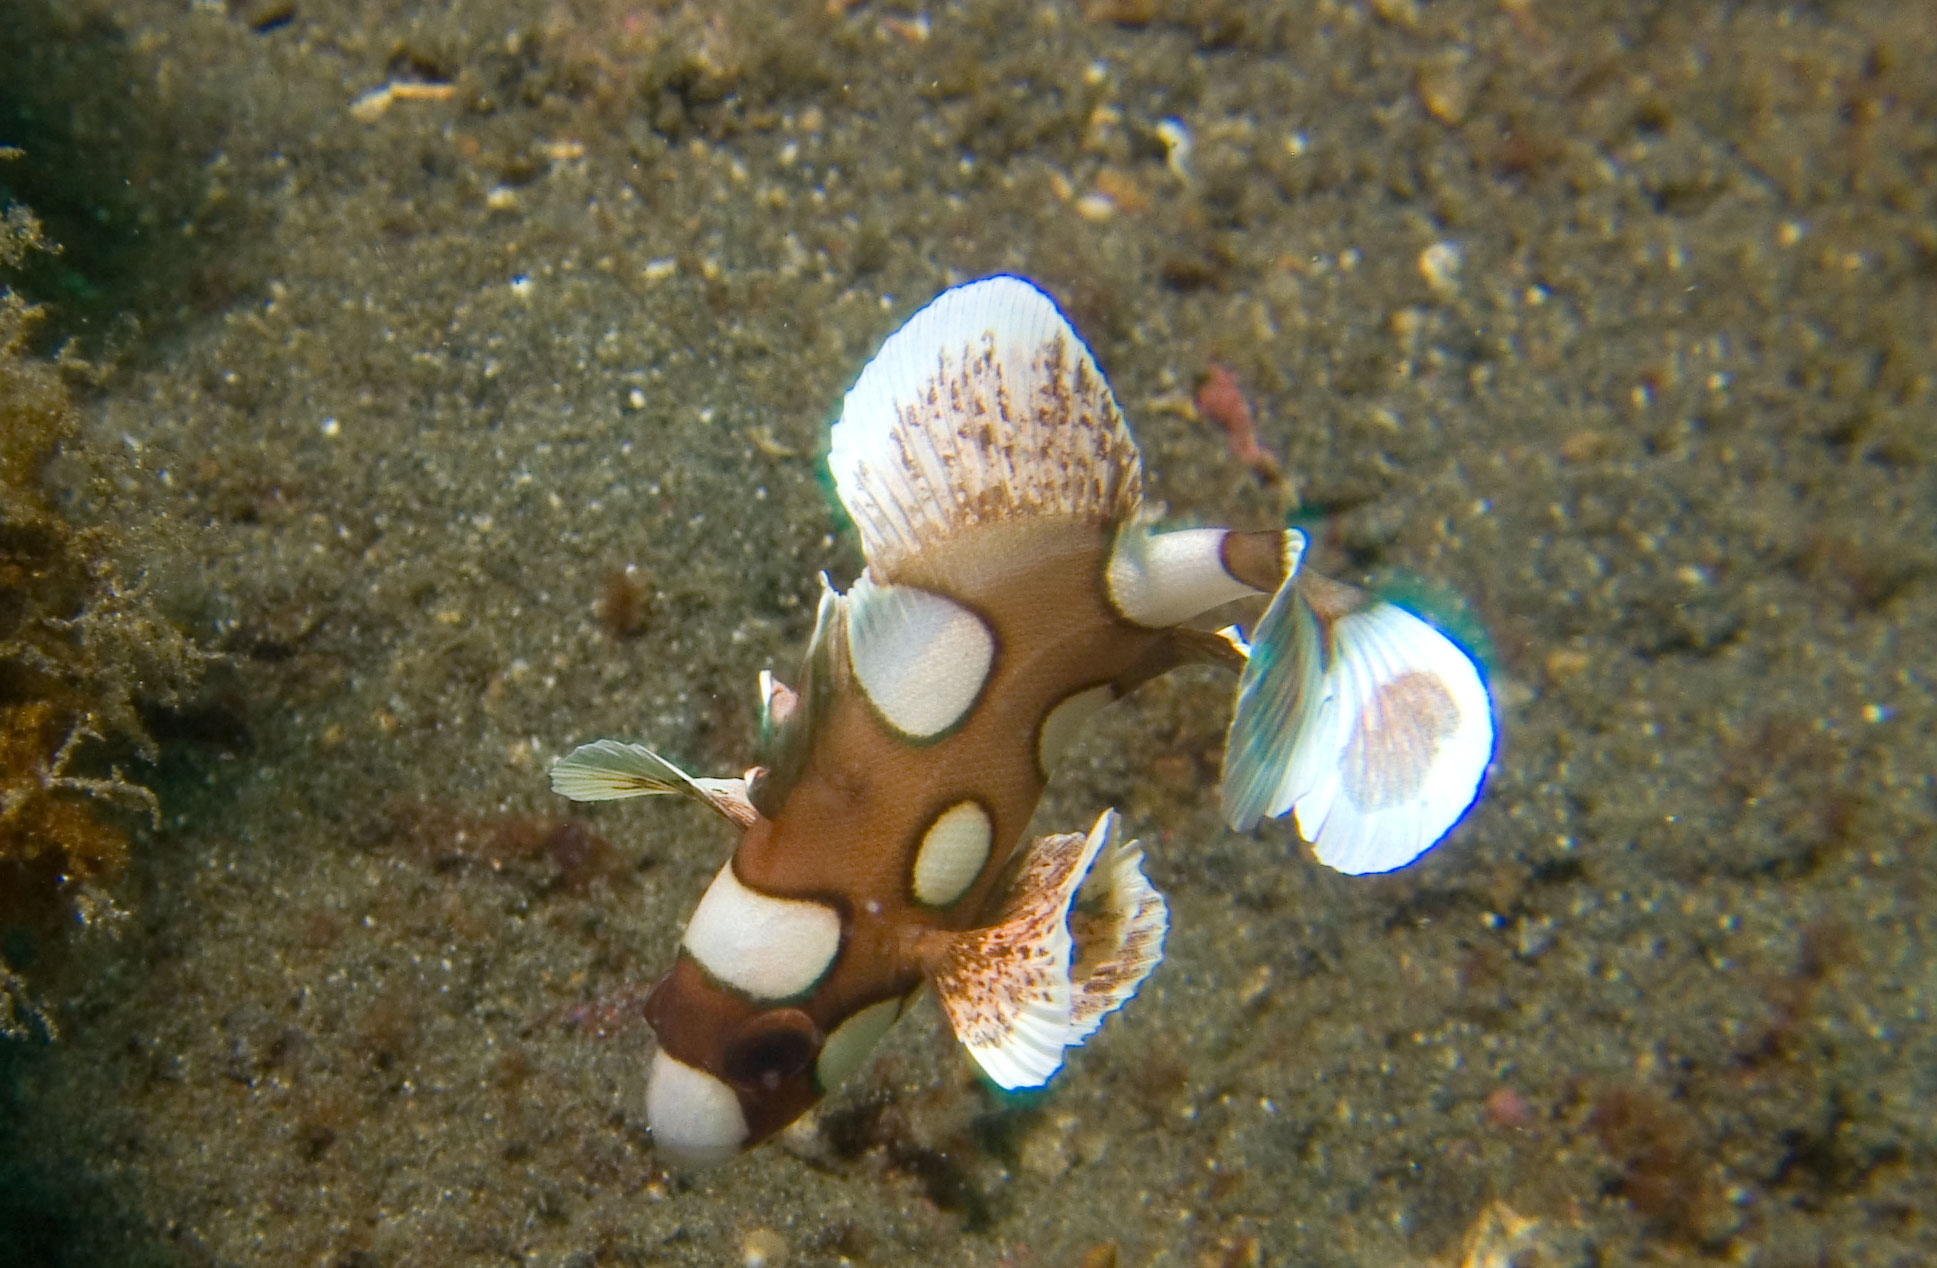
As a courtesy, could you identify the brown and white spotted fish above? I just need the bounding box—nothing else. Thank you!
[549,276,1495,1166]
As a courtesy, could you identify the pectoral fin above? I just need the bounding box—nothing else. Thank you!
[549,739,758,829]
[925,809,1167,1090]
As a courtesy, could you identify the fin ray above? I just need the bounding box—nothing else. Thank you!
[1220,574,1337,833]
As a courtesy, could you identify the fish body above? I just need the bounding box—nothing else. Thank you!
[551,277,1495,1166]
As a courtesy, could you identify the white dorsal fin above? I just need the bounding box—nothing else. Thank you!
[1221,576,1494,874]
[550,739,758,829]
[828,276,1144,577]
[926,809,1162,1089]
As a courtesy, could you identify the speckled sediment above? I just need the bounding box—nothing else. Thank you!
[2,2,1932,1265]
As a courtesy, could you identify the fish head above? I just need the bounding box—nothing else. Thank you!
[641,959,826,1167]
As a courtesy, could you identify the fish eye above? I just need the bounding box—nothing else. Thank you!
[721,1009,820,1092]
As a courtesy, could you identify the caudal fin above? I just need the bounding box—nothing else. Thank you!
[1220,575,1494,874]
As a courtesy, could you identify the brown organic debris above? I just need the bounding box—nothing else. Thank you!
[0,203,205,1034]
[596,564,653,640]
[1194,362,1281,484]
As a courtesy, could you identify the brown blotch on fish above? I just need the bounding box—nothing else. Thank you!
[1340,670,1460,810]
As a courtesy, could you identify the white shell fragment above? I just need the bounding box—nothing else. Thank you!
[682,862,843,1001]
[846,576,995,740]
[1105,525,1260,628]
[827,275,1143,575]
[912,801,994,907]
[645,1049,748,1168]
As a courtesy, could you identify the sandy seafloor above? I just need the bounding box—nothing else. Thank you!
[2,1,1934,1265]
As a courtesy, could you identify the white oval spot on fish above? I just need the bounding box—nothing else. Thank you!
[682,862,842,1001]
[1037,684,1115,775]
[646,1049,748,1168]
[1105,526,1257,628]
[912,800,993,907]
[814,996,901,1091]
[846,578,995,740]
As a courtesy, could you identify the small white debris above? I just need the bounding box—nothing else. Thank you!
[627,388,647,410]
[349,80,458,124]
[485,185,518,211]
[320,417,340,438]
[642,257,678,282]
[510,275,534,297]
[739,1228,787,1268]
[1156,116,1193,182]
[1419,240,1462,295]
[349,87,394,123]
[1074,192,1116,222]
[1674,564,1710,587]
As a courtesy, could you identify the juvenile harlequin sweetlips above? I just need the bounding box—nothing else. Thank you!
[550,276,1496,1166]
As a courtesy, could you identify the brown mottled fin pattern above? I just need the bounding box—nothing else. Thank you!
[1065,826,1168,1044]
[927,809,1164,1090]
[827,276,1144,578]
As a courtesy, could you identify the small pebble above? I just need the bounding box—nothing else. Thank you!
[1419,241,1463,294]
[740,1227,787,1267]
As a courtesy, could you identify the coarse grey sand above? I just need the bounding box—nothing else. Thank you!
[2,1,1933,1265]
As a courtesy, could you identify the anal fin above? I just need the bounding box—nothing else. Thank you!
[926,810,1167,1090]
